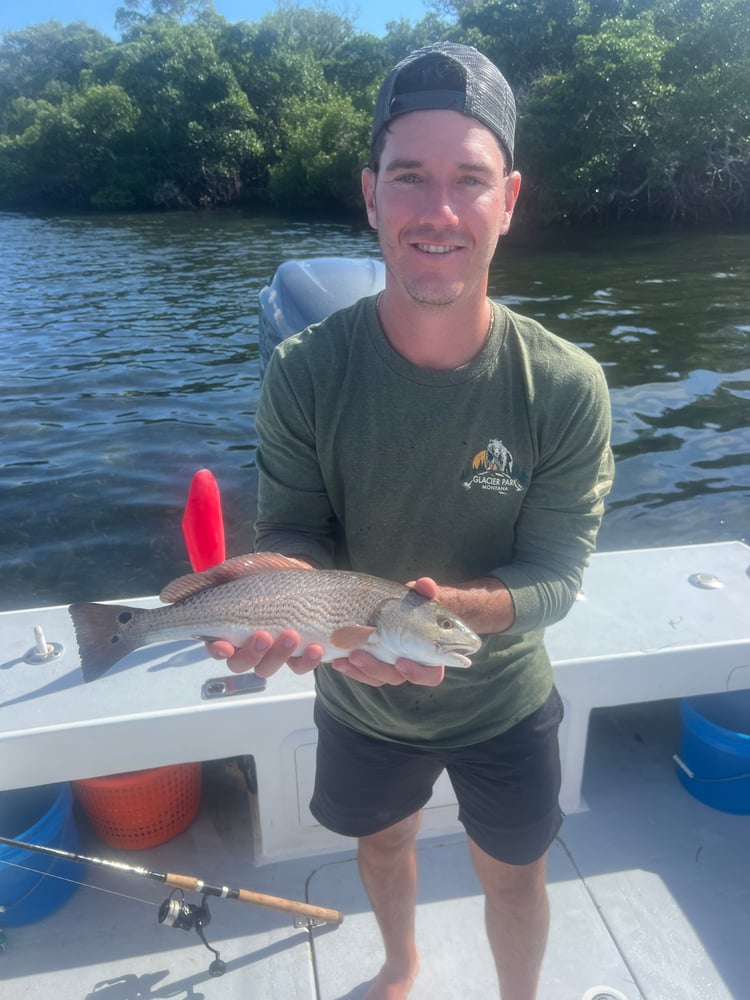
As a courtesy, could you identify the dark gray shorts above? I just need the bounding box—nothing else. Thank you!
[310,687,564,865]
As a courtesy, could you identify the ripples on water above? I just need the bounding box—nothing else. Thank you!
[1,212,748,608]
[492,230,749,552]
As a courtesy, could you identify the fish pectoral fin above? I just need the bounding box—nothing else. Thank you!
[329,626,377,650]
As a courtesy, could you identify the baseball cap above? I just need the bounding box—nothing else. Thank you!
[371,43,516,169]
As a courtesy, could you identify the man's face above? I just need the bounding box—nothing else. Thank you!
[362,109,521,310]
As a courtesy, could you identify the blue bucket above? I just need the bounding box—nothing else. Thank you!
[676,691,750,814]
[0,784,84,925]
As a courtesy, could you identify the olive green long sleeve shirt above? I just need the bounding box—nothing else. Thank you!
[255,295,613,747]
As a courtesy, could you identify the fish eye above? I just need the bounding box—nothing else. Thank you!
[437,616,455,630]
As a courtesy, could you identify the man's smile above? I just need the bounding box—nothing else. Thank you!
[413,243,462,254]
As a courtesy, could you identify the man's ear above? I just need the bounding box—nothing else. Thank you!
[500,171,522,235]
[362,167,378,230]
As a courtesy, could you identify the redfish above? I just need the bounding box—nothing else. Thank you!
[70,553,481,682]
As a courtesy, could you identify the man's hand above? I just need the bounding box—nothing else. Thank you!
[206,631,324,678]
[328,650,445,687]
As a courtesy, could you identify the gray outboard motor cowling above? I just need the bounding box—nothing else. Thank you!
[258,257,385,377]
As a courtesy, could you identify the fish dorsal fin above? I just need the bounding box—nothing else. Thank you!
[160,552,313,604]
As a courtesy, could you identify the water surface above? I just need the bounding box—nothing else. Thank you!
[1,212,747,608]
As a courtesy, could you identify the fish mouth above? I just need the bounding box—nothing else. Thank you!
[437,642,480,668]
[447,653,473,667]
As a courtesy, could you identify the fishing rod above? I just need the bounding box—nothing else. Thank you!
[0,835,343,977]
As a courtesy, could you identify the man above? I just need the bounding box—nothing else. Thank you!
[210,43,614,1000]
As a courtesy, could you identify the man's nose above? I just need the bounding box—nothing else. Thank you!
[418,180,460,225]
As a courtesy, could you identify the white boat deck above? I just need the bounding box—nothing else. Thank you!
[1,698,748,999]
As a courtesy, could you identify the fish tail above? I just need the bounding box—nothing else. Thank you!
[69,603,143,682]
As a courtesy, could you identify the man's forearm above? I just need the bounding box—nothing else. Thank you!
[433,577,516,636]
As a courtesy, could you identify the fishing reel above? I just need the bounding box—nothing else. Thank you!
[158,888,226,977]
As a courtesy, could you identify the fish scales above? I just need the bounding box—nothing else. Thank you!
[163,571,403,631]
[70,557,482,682]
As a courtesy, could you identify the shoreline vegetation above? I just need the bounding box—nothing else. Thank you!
[1,0,748,226]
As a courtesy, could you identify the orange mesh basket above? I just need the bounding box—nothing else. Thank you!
[72,763,202,850]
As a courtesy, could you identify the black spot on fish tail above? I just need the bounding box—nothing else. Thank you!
[68,602,144,682]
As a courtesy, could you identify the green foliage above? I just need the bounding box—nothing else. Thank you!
[521,12,671,221]
[448,0,591,86]
[0,83,139,208]
[100,18,261,206]
[268,88,370,209]
[653,18,750,221]
[0,0,747,224]
[0,20,111,119]
[531,0,749,222]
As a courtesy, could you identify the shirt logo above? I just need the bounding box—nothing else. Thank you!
[461,438,526,494]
